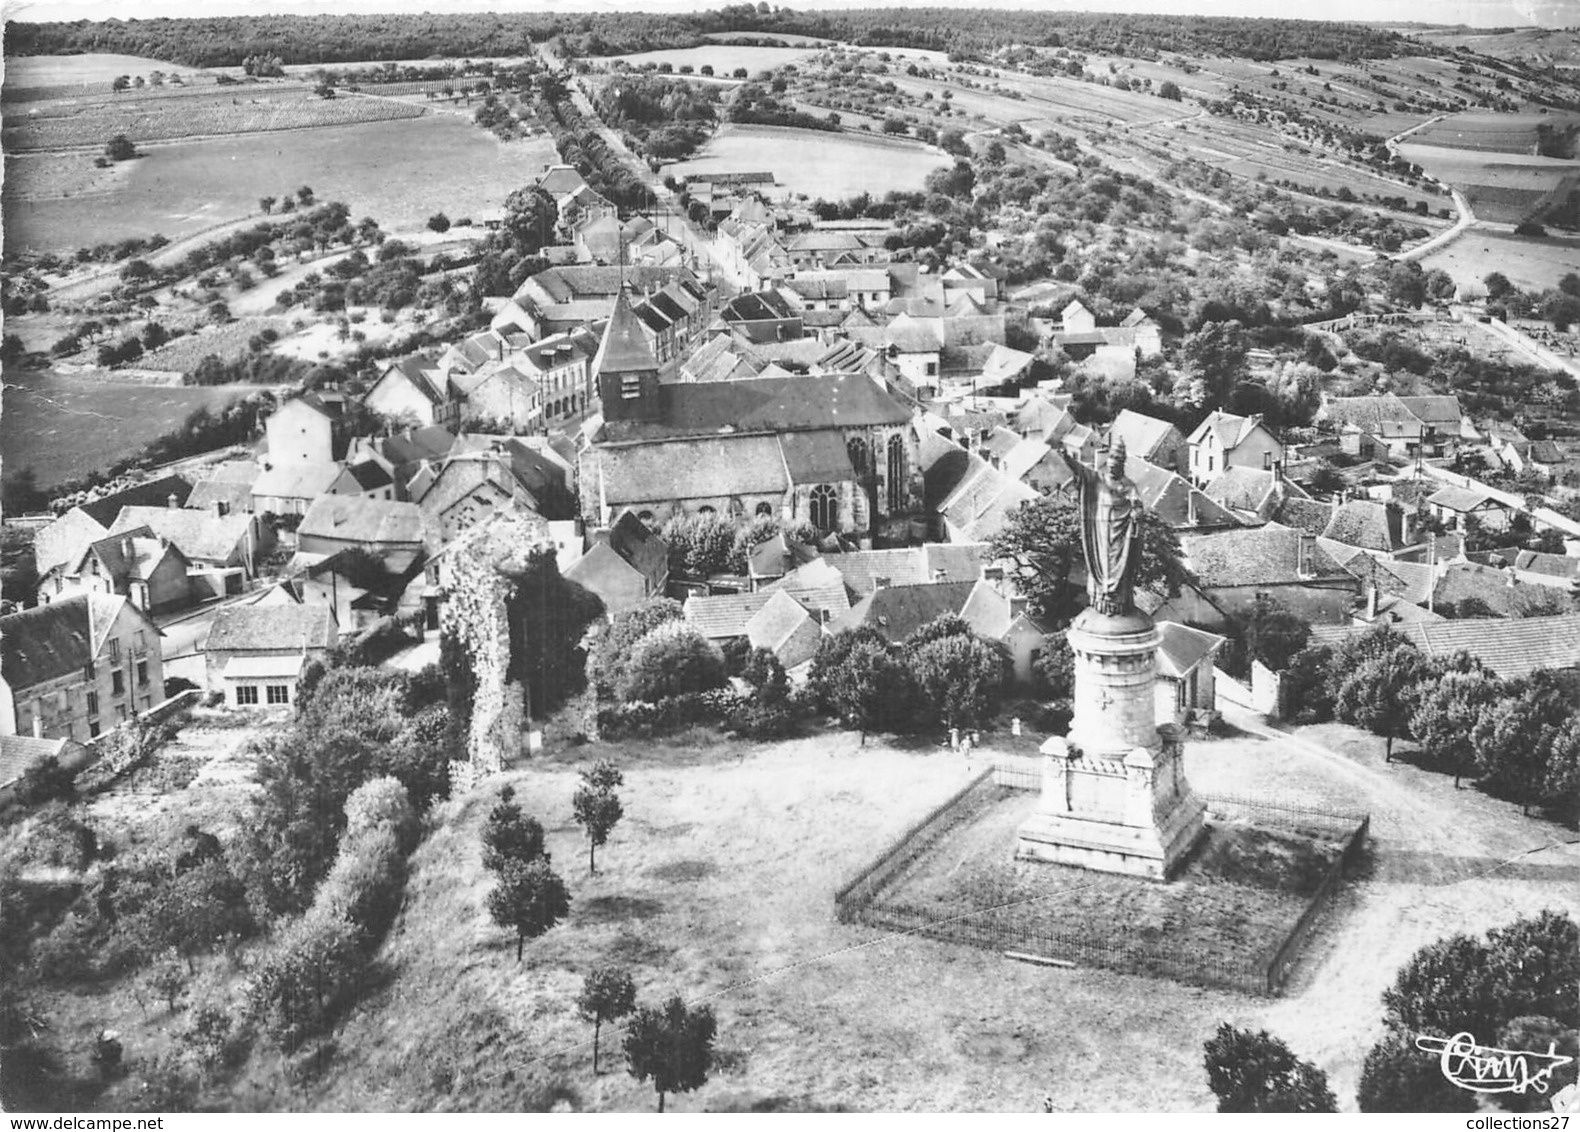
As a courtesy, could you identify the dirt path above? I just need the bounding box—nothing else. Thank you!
[1221,706,1580,1109]
[46,212,268,305]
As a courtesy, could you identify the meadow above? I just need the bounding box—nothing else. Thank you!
[1397,141,1577,224]
[605,44,814,74]
[1,371,257,489]
[1417,229,1580,292]
[668,124,946,199]
[2,53,213,90]
[4,115,558,254]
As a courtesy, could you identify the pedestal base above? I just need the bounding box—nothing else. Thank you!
[1016,792,1206,880]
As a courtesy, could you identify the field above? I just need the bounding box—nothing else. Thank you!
[605,44,814,74]
[4,115,558,254]
[1409,111,1579,155]
[1417,229,1580,292]
[2,53,213,90]
[1397,142,1577,224]
[4,88,426,151]
[0,371,258,489]
[668,124,946,199]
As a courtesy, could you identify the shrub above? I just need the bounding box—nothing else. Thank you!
[18,803,97,870]
[14,755,75,807]
[595,689,745,739]
[617,621,727,704]
[313,777,416,938]
[246,912,366,1050]
[590,598,684,699]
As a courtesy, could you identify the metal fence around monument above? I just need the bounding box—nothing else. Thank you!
[834,768,1370,997]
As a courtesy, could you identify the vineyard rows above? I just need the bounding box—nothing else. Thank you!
[4,94,426,150]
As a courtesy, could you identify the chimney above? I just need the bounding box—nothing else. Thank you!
[213,500,229,518]
[167,493,179,509]
[1366,581,1378,622]
[32,714,43,739]
[122,537,133,560]
[817,607,831,626]
[1186,489,1198,528]
[1506,565,1517,589]
[1427,531,1437,569]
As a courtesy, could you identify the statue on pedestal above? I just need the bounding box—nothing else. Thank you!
[1062,440,1142,617]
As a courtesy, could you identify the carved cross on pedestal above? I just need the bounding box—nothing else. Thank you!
[1097,688,1115,711]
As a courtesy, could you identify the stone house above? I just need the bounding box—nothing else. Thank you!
[1426,485,1513,533]
[365,355,457,429]
[204,603,337,708]
[0,593,164,741]
[1154,621,1225,727]
[31,475,193,581]
[562,512,669,618]
[265,394,343,468]
[743,589,822,669]
[1108,410,1187,476]
[40,526,195,614]
[109,505,271,588]
[958,572,1052,687]
[297,495,430,573]
[1187,410,1283,485]
[1180,527,1361,625]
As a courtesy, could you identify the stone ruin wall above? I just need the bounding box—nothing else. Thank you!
[439,515,548,789]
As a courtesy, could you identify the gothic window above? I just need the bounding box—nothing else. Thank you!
[886,433,908,514]
[809,483,839,533]
[847,436,872,483]
[755,501,774,518]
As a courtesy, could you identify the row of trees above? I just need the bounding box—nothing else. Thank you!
[1272,621,1579,820]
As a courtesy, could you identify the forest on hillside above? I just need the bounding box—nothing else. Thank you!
[6,8,1411,69]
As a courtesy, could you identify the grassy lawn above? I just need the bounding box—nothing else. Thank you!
[0,371,258,490]
[875,785,1344,982]
[668,124,947,200]
[4,116,557,254]
[2,54,214,90]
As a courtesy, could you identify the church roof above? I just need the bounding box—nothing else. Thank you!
[592,288,659,376]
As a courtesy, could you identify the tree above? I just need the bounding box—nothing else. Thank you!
[571,760,624,875]
[822,633,920,743]
[296,185,315,205]
[623,996,717,1112]
[1358,1032,1475,1113]
[487,856,570,961]
[1158,79,1182,101]
[112,74,130,92]
[502,185,559,256]
[993,496,1193,623]
[907,630,1007,731]
[259,195,275,215]
[1241,594,1311,672]
[1408,661,1501,786]
[427,212,452,233]
[105,134,138,162]
[1334,645,1434,761]
[576,966,636,1074]
[591,598,685,699]
[14,755,74,807]
[1202,1024,1337,1113]
[481,786,546,873]
[616,621,727,703]
[1470,673,1573,815]
[1484,271,1514,300]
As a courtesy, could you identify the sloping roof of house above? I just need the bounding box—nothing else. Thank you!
[78,475,193,528]
[0,734,74,788]
[721,289,799,323]
[1203,466,1284,515]
[1109,410,1182,463]
[251,461,341,504]
[1126,458,1239,529]
[1155,621,1226,679]
[1514,550,1580,580]
[1320,393,1424,439]
[745,589,813,652]
[1271,496,1335,537]
[599,373,909,443]
[1309,612,1580,681]
[822,543,989,597]
[1180,526,1349,588]
[590,434,789,504]
[766,558,852,618]
[206,602,337,653]
[1323,500,1408,553]
[298,495,426,547]
[1,594,112,688]
[606,511,667,582]
[1187,409,1265,451]
[683,591,774,639]
[335,460,395,493]
[831,581,977,642]
[958,579,1047,640]
[110,506,254,564]
[1396,395,1464,432]
[779,431,856,484]
[1427,485,1501,513]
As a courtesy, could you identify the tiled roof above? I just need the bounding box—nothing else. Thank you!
[206,602,337,653]
[1271,496,1334,537]
[683,591,773,638]
[722,290,799,323]
[1109,410,1182,462]
[1396,395,1463,431]
[1187,409,1264,451]
[598,373,909,443]
[823,543,989,597]
[337,460,394,492]
[110,506,254,563]
[0,594,120,688]
[1430,561,1545,617]
[0,734,74,788]
[1322,500,1407,553]
[1181,526,1349,588]
[831,581,977,642]
[607,511,667,581]
[251,462,341,503]
[1126,458,1239,530]
[745,589,813,652]
[1155,621,1226,678]
[766,559,852,618]
[1203,467,1282,514]
[779,431,856,483]
[958,579,1047,640]
[590,434,789,504]
[298,496,426,547]
[78,475,193,528]
[1427,485,1501,513]
[1309,612,1580,680]
[1321,394,1423,439]
[1514,551,1580,580]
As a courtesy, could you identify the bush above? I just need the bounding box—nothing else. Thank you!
[591,598,684,699]
[595,689,745,740]
[313,777,416,939]
[617,621,727,703]
[247,912,366,1050]
[18,803,97,870]
[14,755,75,807]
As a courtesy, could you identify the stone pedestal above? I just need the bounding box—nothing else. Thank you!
[1016,608,1206,879]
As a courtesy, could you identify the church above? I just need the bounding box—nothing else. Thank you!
[578,289,923,542]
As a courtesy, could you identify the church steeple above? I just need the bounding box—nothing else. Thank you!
[594,286,661,422]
